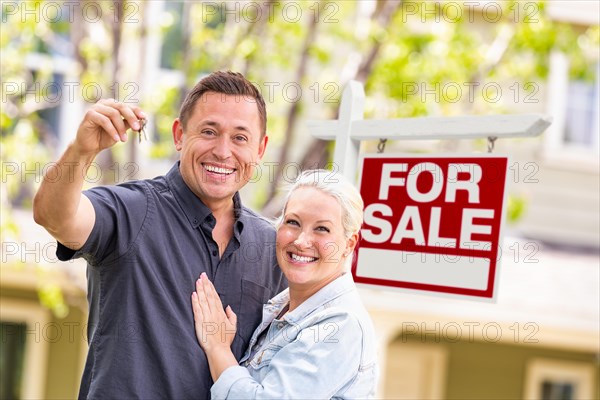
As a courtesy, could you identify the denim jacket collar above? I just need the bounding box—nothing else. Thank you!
[283,273,355,325]
[240,273,356,364]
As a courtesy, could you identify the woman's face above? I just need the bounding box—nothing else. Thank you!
[276,187,358,294]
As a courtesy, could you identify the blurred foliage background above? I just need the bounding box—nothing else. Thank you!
[1,1,599,315]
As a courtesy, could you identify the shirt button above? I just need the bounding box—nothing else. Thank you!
[212,250,217,256]
[277,322,284,329]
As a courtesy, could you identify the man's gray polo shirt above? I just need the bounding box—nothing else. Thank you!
[57,162,287,399]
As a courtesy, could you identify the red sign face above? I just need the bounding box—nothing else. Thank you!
[352,154,509,300]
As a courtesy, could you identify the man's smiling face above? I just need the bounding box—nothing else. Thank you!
[172,92,267,208]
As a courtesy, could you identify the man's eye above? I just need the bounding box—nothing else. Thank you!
[202,130,216,136]
[234,135,248,142]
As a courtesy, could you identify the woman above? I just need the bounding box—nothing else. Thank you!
[191,169,378,399]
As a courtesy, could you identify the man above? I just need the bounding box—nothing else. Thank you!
[33,71,287,398]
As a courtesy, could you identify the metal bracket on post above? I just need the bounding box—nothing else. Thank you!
[487,136,497,153]
[377,139,387,153]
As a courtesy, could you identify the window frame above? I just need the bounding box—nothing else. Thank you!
[544,51,600,171]
[523,358,596,400]
[383,341,448,399]
[1,299,50,399]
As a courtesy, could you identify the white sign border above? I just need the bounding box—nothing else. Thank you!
[354,152,512,303]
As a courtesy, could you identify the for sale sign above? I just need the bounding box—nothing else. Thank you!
[352,154,509,300]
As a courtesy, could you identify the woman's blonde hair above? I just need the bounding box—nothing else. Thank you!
[277,169,364,239]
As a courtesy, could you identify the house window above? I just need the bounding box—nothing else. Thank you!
[383,341,448,399]
[0,301,49,399]
[564,66,599,149]
[524,358,595,400]
[0,322,26,399]
[545,52,599,162]
[541,380,574,400]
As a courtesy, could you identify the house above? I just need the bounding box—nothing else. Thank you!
[362,1,599,398]
[1,1,597,398]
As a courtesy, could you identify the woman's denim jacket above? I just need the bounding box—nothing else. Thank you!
[211,273,379,399]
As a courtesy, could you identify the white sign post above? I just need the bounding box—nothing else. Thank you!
[308,81,551,300]
[308,80,551,182]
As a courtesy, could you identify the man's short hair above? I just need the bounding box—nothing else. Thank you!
[178,71,267,137]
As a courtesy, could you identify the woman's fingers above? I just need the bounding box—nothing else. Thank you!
[192,273,238,349]
[192,292,204,330]
[225,305,237,328]
[191,291,208,346]
[195,277,212,318]
[201,273,224,314]
[191,292,204,325]
[196,273,224,319]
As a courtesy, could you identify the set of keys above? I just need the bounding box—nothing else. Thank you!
[136,118,148,143]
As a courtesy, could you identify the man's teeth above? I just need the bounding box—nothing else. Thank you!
[204,165,234,174]
[291,253,317,263]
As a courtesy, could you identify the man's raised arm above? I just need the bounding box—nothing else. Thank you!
[33,99,145,250]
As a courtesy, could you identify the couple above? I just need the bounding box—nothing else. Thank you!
[34,71,377,399]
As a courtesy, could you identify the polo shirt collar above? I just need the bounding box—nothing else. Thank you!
[232,191,245,240]
[166,162,246,237]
